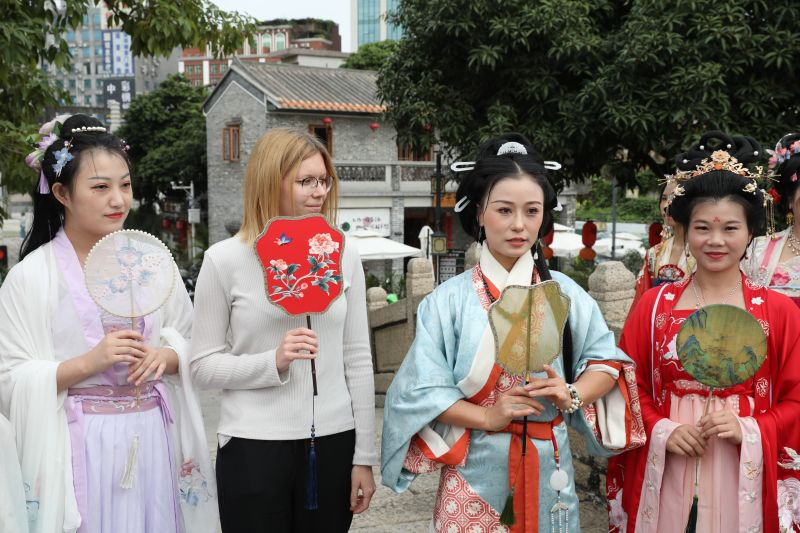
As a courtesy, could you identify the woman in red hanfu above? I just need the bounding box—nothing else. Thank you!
[607,131,800,533]
[630,177,695,311]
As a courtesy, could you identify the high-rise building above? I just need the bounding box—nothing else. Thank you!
[180,19,342,88]
[42,4,179,129]
[351,0,403,50]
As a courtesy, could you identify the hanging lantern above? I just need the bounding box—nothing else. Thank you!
[322,117,333,125]
[579,220,597,261]
[369,121,379,132]
[542,228,554,260]
[162,218,171,230]
[648,221,664,247]
[176,219,187,230]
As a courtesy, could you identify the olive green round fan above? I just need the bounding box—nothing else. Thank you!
[676,304,767,389]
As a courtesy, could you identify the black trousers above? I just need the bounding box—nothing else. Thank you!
[216,429,356,533]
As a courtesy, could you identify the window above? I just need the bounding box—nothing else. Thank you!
[84,62,91,74]
[95,46,103,56]
[82,47,90,58]
[69,79,76,89]
[210,64,218,74]
[94,30,102,41]
[220,64,227,73]
[308,124,333,156]
[96,79,104,89]
[84,79,91,89]
[398,144,433,161]
[93,13,100,26]
[84,95,92,105]
[82,30,89,41]
[66,31,74,41]
[185,65,193,74]
[275,33,286,51]
[222,125,240,162]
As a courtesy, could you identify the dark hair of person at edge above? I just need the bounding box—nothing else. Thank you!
[771,132,800,218]
[20,114,131,260]
[454,132,576,379]
[667,130,767,257]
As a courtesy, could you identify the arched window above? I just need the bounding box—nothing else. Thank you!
[275,32,286,51]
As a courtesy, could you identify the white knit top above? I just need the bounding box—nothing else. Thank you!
[189,237,378,465]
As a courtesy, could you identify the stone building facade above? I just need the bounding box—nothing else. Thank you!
[202,59,437,280]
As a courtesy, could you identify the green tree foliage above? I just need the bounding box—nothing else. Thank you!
[378,0,800,189]
[576,175,661,223]
[0,0,255,211]
[341,40,400,70]
[115,75,207,208]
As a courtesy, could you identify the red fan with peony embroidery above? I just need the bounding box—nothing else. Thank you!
[255,214,345,395]
[255,214,345,511]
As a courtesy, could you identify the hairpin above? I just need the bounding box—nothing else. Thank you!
[450,160,562,172]
[52,141,74,177]
[71,125,107,134]
[673,150,774,195]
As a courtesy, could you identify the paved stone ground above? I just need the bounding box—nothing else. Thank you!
[199,390,609,532]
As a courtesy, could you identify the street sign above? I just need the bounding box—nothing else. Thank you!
[187,208,201,224]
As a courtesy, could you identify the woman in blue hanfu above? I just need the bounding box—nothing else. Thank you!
[381,133,645,533]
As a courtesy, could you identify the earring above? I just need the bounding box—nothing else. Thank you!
[788,211,795,225]
[685,245,690,259]
[533,242,539,261]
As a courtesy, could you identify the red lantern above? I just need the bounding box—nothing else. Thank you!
[162,218,171,230]
[581,220,597,247]
[648,222,663,247]
[542,228,554,260]
[369,121,379,132]
[176,219,186,230]
[322,117,332,125]
[579,220,597,261]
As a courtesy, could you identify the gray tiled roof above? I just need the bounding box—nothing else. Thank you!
[233,58,384,114]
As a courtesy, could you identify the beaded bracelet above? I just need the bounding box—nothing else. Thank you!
[562,383,584,414]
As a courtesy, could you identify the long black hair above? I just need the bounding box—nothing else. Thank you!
[771,132,800,219]
[455,133,575,381]
[20,114,130,260]
[668,130,766,241]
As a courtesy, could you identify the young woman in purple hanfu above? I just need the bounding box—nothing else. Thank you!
[0,114,216,533]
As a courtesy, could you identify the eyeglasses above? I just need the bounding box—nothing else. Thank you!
[296,176,333,195]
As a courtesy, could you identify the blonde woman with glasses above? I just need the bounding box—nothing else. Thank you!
[190,128,377,532]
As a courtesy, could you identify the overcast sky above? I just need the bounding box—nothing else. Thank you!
[212,0,353,52]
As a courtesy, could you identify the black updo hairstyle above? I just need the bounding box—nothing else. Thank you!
[20,114,131,260]
[772,132,800,217]
[454,132,575,380]
[668,130,766,242]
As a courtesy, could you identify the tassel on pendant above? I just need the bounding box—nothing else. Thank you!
[305,429,318,510]
[119,434,139,489]
[684,495,698,532]
[499,487,516,526]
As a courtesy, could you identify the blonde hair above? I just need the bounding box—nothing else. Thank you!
[238,127,339,244]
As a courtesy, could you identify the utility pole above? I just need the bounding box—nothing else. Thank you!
[170,181,197,262]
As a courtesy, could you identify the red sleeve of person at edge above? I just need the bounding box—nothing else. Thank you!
[607,285,668,533]
[757,290,800,533]
[629,258,653,314]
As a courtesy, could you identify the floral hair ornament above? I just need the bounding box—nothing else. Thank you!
[673,150,774,196]
[24,114,71,194]
[52,143,74,178]
[767,137,800,171]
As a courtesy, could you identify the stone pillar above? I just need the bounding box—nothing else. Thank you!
[366,286,388,311]
[588,261,635,338]
[406,257,434,296]
[464,241,480,270]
